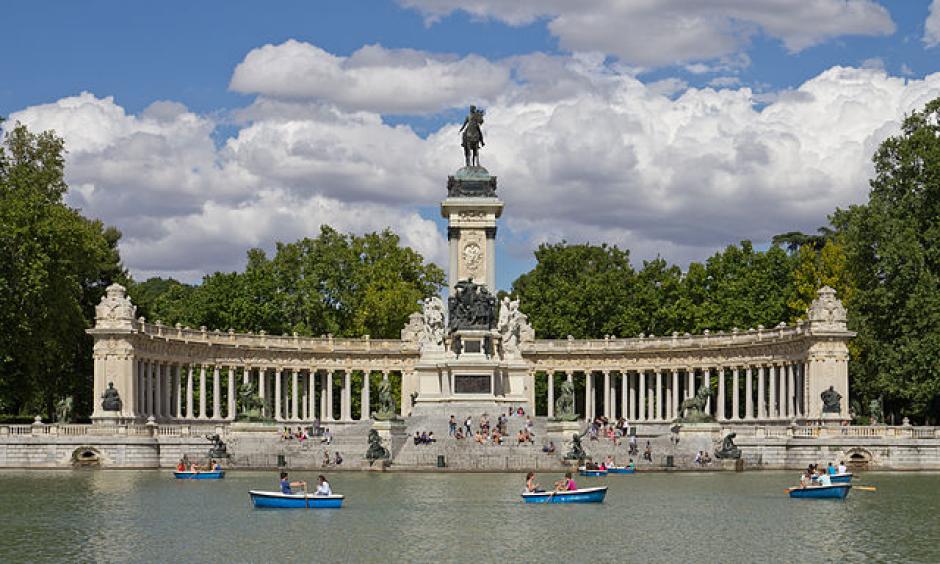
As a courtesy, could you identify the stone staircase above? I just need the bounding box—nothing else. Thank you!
[225,420,373,470]
[394,404,559,470]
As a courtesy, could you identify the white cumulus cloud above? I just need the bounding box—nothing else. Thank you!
[230,40,510,114]
[399,0,895,66]
[926,0,940,47]
[8,43,940,286]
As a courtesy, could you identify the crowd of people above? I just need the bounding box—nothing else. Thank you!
[587,416,631,444]
[442,410,537,446]
[799,461,848,488]
[280,424,332,445]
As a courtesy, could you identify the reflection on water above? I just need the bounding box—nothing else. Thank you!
[0,470,938,563]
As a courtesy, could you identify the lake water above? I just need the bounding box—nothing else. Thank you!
[1,470,938,563]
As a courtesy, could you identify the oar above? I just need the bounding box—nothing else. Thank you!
[303,482,310,509]
[853,486,877,492]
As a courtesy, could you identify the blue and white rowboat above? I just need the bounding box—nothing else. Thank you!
[522,486,608,504]
[249,490,345,509]
[829,472,853,484]
[807,472,853,484]
[787,484,851,499]
[578,467,608,477]
[174,470,224,480]
[607,466,636,474]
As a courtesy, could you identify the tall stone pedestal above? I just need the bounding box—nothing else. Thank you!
[442,166,502,292]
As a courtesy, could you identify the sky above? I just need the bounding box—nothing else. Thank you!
[3,0,940,291]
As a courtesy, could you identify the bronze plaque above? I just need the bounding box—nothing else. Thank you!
[454,374,491,394]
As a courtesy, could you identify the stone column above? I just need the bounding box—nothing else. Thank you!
[757,364,766,419]
[769,364,778,419]
[671,369,679,421]
[797,363,805,417]
[621,372,628,420]
[547,371,555,418]
[153,362,163,419]
[704,368,712,415]
[654,370,663,421]
[307,368,319,420]
[584,372,593,420]
[716,366,726,421]
[609,373,618,419]
[731,366,740,421]
[318,371,327,421]
[638,371,646,422]
[291,369,299,420]
[745,366,754,420]
[165,364,173,418]
[343,370,352,421]
[627,372,635,420]
[603,371,611,418]
[194,365,204,419]
[361,371,370,420]
[212,365,221,420]
[274,368,282,422]
[787,363,796,419]
[258,368,267,418]
[326,370,334,421]
[186,364,194,419]
[686,369,694,400]
[143,361,152,417]
[227,366,236,420]
[173,365,181,419]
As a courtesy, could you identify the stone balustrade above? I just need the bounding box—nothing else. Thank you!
[138,320,405,353]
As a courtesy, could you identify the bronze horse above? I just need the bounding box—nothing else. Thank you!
[460,106,485,167]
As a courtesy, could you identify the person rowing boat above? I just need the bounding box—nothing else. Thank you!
[553,472,577,492]
[280,471,306,494]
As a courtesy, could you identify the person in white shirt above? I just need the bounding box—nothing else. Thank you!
[315,474,332,496]
[837,461,848,474]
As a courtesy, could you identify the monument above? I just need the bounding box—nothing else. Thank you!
[407,106,534,415]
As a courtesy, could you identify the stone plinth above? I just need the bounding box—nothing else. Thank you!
[677,422,722,456]
[546,419,582,437]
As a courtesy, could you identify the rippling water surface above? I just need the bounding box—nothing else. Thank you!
[0,470,938,563]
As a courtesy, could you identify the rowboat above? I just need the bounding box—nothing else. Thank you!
[522,486,608,504]
[829,472,853,484]
[174,470,224,480]
[607,466,636,474]
[249,490,345,509]
[787,484,851,499]
[806,472,853,484]
[578,467,608,477]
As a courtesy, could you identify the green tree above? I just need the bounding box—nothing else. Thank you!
[511,242,637,338]
[143,226,444,339]
[833,98,940,422]
[0,122,124,419]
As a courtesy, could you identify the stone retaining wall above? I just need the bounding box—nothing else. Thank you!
[3,424,939,471]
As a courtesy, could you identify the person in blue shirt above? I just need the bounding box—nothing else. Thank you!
[279,471,306,494]
[827,462,836,475]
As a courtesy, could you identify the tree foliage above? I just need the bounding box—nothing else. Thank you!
[132,226,445,339]
[833,98,940,422]
[0,122,124,419]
